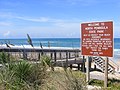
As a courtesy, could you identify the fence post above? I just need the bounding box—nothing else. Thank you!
[54,51,56,63]
[66,51,68,68]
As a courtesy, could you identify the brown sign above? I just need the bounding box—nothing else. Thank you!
[81,21,113,57]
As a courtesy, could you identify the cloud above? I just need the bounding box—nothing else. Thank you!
[15,16,79,23]
[0,12,13,18]
[46,0,98,6]
[0,22,12,26]
[0,11,82,23]
[0,12,65,23]
[14,20,81,38]
[3,31,10,37]
[15,16,82,23]
[16,16,49,22]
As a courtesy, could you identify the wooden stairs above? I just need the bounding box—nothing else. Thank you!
[92,57,119,74]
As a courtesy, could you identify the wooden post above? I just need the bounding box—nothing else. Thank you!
[104,57,108,88]
[54,51,56,62]
[86,56,90,83]
[41,51,44,56]
[89,57,92,71]
[60,52,62,59]
[78,64,80,70]
[38,53,40,60]
[66,51,68,68]
[69,52,71,59]
[83,56,85,72]
[23,50,27,60]
[51,52,53,59]
[70,64,72,69]
[75,51,76,60]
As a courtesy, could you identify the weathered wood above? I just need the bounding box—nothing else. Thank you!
[0,48,80,52]
[82,56,85,72]
[69,52,71,59]
[86,56,90,84]
[66,51,68,68]
[70,64,72,69]
[23,50,27,60]
[54,51,56,62]
[50,52,53,59]
[78,64,80,70]
[89,57,92,71]
[104,57,108,88]
[38,53,40,60]
[59,52,62,59]
[41,51,44,56]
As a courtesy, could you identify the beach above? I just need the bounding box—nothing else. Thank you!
[0,43,120,72]
[0,43,120,90]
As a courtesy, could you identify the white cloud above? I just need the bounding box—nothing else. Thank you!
[0,12,82,23]
[15,16,82,23]
[14,20,81,38]
[3,31,10,37]
[16,16,49,22]
[0,22,12,26]
[0,12,13,18]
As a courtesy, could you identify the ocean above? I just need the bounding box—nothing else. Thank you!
[0,38,120,48]
[0,38,120,61]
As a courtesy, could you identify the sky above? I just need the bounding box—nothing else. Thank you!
[0,0,120,39]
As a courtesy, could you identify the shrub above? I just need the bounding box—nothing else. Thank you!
[0,52,10,64]
[41,55,51,67]
[0,62,29,90]
[26,62,49,89]
[89,79,120,90]
[41,69,87,90]
[13,61,32,82]
[0,55,87,90]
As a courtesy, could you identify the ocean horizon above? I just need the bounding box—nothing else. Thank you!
[0,38,120,61]
[0,38,120,48]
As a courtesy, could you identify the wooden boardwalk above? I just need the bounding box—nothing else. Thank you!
[0,46,87,71]
[0,46,118,73]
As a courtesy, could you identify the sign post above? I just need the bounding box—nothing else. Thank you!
[86,56,90,83]
[81,21,113,87]
[104,57,108,88]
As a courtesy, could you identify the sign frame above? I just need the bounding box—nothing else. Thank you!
[81,21,113,57]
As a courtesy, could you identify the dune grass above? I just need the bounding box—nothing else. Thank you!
[1,52,120,90]
[0,52,87,90]
[89,79,120,90]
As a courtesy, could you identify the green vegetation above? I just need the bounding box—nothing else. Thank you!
[40,70,87,90]
[0,52,10,63]
[89,79,120,90]
[0,52,86,90]
[1,52,120,90]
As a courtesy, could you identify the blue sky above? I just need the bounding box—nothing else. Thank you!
[0,0,120,38]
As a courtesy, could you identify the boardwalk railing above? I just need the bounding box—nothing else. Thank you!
[0,46,87,71]
[0,47,80,60]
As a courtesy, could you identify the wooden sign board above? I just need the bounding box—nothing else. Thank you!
[81,21,113,57]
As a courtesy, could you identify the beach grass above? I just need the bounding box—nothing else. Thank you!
[89,79,120,90]
[0,52,87,90]
[0,52,120,90]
